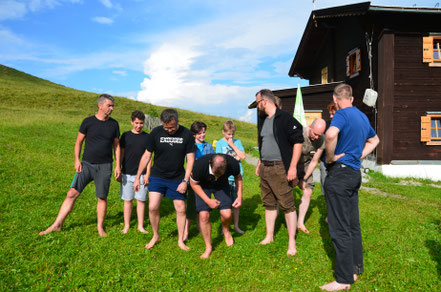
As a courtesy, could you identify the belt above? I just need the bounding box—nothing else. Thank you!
[262,160,283,166]
[328,163,347,170]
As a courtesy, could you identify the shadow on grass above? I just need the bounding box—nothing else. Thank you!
[425,219,441,279]
[316,193,335,268]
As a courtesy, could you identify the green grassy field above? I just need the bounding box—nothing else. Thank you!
[0,65,440,291]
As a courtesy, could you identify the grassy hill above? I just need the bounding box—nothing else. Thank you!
[0,65,440,291]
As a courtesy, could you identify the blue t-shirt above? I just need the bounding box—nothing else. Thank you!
[216,138,244,181]
[195,141,214,159]
[330,106,376,170]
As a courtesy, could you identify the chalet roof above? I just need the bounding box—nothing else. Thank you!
[289,1,441,78]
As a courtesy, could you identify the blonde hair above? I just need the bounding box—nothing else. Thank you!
[333,83,352,100]
[223,120,236,132]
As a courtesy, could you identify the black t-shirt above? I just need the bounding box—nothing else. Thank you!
[79,116,120,164]
[191,154,240,189]
[120,131,149,175]
[146,125,196,180]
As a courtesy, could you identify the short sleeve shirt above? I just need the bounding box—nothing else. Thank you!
[120,131,149,175]
[330,106,376,170]
[79,116,120,164]
[191,154,240,189]
[300,127,325,165]
[146,125,196,180]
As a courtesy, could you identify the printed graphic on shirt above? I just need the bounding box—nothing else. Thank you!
[160,137,184,146]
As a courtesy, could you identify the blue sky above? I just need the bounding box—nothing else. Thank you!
[0,0,437,123]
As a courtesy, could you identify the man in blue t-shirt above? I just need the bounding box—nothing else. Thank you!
[320,84,379,291]
[39,94,121,237]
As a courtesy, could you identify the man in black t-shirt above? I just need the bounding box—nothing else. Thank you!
[134,109,195,251]
[39,94,120,237]
[190,154,242,259]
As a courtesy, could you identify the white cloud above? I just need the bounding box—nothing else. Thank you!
[0,0,27,20]
[99,0,113,9]
[112,70,127,76]
[239,109,255,123]
[92,16,113,24]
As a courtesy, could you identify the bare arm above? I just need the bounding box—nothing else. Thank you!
[361,135,380,159]
[232,174,243,208]
[113,137,121,180]
[143,158,152,186]
[226,138,246,160]
[134,150,152,191]
[303,148,324,181]
[117,147,125,183]
[190,179,220,209]
[74,132,86,173]
[176,152,195,194]
[325,126,340,164]
[287,143,302,182]
[255,158,261,176]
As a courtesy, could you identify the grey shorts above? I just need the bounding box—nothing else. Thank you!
[121,174,148,202]
[298,162,315,190]
[70,161,112,199]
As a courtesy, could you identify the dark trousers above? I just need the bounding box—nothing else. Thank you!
[324,164,363,284]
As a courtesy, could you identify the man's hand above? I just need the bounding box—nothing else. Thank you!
[75,160,82,173]
[176,182,188,194]
[232,197,242,208]
[133,178,141,192]
[255,165,260,176]
[299,180,306,190]
[286,167,297,182]
[207,198,221,209]
[326,153,346,164]
[114,168,121,181]
[143,176,150,186]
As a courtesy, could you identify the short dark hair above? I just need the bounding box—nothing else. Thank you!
[191,121,207,134]
[97,93,114,105]
[210,154,227,176]
[256,89,276,104]
[160,108,178,123]
[131,110,145,121]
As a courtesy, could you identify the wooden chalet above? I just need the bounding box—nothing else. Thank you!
[252,2,441,169]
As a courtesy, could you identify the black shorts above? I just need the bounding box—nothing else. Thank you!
[195,186,232,212]
[70,161,112,199]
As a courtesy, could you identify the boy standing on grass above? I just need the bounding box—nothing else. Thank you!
[119,110,152,234]
[39,94,120,237]
[215,121,246,234]
[183,121,214,241]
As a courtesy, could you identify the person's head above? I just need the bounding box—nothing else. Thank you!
[308,118,326,141]
[275,96,282,109]
[333,84,354,109]
[255,89,276,116]
[191,121,207,143]
[160,108,179,135]
[327,102,337,119]
[97,94,115,117]
[222,120,236,140]
[210,154,227,178]
[131,110,145,133]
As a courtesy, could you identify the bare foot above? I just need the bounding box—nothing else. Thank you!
[234,227,245,234]
[39,225,61,236]
[259,236,274,245]
[297,225,310,234]
[319,281,350,291]
[121,226,130,234]
[200,247,212,259]
[224,232,234,246]
[178,240,190,251]
[145,236,160,249]
[137,227,148,234]
[287,247,297,256]
[353,274,358,282]
[98,228,107,237]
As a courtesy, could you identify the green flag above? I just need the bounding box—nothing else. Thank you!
[293,84,307,127]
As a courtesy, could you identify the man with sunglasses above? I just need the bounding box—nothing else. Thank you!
[134,108,195,251]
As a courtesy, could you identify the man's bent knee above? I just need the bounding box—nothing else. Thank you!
[199,212,210,223]
[67,188,81,199]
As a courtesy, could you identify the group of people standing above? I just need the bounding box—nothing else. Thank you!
[39,83,379,291]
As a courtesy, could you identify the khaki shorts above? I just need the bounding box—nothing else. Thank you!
[297,162,315,190]
[259,163,295,213]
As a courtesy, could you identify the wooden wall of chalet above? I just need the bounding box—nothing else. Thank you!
[391,33,441,160]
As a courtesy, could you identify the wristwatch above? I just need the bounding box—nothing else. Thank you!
[182,179,189,184]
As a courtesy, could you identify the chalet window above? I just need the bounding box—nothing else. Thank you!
[321,67,328,84]
[423,36,441,65]
[305,110,323,126]
[346,48,361,78]
[421,114,441,145]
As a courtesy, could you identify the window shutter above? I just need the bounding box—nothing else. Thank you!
[423,37,433,63]
[421,116,431,142]
[355,49,361,72]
